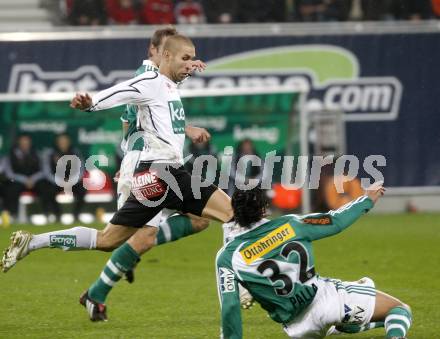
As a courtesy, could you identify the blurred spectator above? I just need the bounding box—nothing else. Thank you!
[433,0,440,17]
[59,0,438,25]
[68,0,107,25]
[202,0,237,23]
[185,140,218,184]
[3,135,59,222]
[139,0,174,24]
[43,133,86,221]
[360,0,389,20]
[296,0,327,21]
[174,0,206,24]
[388,0,433,20]
[237,0,286,22]
[228,139,264,196]
[106,0,138,24]
[324,0,353,21]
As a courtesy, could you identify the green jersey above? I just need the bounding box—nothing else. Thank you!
[120,60,159,153]
[216,195,374,339]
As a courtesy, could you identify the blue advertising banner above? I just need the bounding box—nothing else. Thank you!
[0,30,439,188]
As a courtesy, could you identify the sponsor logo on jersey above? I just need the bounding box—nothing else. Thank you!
[49,235,76,248]
[302,215,333,225]
[145,65,158,72]
[168,100,186,134]
[240,223,296,264]
[219,267,236,293]
[131,169,165,200]
[343,304,365,323]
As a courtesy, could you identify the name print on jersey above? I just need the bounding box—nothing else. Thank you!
[240,223,296,264]
[168,100,186,134]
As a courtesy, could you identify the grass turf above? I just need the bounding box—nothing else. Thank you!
[0,213,439,338]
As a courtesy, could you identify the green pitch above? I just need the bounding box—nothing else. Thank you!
[0,213,439,338]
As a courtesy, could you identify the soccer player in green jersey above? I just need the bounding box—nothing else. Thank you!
[216,183,412,339]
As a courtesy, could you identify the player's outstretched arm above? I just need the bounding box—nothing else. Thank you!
[364,180,386,204]
[70,74,156,112]
[327,181,385,233]
[298,182,385,241]
[216,252,243,339]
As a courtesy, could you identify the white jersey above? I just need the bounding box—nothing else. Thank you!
[89,71,186,164]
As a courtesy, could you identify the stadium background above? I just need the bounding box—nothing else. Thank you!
[0,17,440,339]
[1,24,440,204]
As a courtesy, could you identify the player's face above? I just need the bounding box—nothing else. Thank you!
[170,44,196,82]
[18,136,32,152]
[56,135,71,152]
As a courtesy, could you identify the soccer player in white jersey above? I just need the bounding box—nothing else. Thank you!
[0,28,208,279]
[216,183,412,339]
[66,34,235,321]
[1,28,253,309]
[117,27,209,283]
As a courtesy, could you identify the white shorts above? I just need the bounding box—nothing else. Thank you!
[283,276,376,339]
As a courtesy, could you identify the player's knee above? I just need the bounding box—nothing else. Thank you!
[386,301,411,318]
[128,227,157,254]
[191,218,209,233]
[144,236,156,250]
[96,230,122,251]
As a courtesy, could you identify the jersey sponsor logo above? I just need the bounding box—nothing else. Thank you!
[49,235,76,248]
[219,267,236,293]
[240,223,296,264]
[145,65,157,72]
[131,169,165,200]
[168,100,186,134]
[302,215,333,225]
[343,304,366,323]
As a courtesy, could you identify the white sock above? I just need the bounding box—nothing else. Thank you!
[29,226,98,251]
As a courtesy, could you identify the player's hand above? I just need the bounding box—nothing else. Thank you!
[185,125,211,144]
[70,93,93,110]
[365,181,385,204]
[191,60,207,73]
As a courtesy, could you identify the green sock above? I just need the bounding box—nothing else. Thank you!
[88,243,139,304]
[156,215,194,245]
[385,306,412,338]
